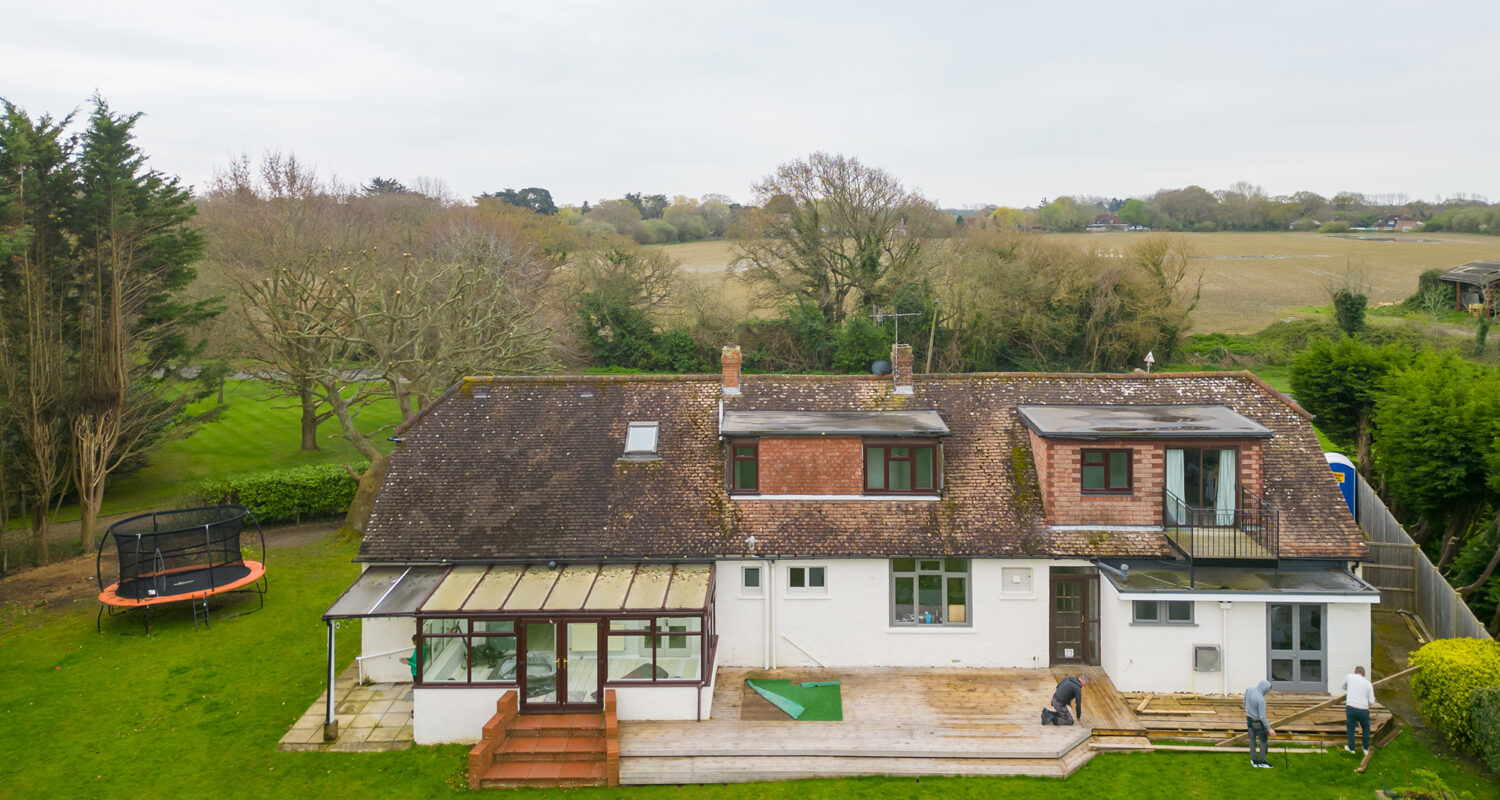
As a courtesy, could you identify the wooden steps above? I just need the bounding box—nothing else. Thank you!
[621,748,1097,784]
[469,691,619,789]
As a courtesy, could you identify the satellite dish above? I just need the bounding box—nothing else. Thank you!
[871,360,892,376]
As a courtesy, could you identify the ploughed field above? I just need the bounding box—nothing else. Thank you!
[659,232,1500,334]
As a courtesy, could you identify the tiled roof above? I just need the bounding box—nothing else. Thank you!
[357,371,1367,563]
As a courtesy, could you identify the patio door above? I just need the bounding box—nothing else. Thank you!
[1050,570,1100,666]
[519,619,603,713]
[1268,603,1325,692]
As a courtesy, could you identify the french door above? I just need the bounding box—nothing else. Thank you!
[1050,571,1100,666]
[1268,603,1325,692]
[519,619,603,712]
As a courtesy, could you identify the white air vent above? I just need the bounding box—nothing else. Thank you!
[1193,644,1222,672]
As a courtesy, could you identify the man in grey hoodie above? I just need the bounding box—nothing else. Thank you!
[1243,680,1276,768]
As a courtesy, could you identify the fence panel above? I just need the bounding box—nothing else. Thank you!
[1353,473,1491,640]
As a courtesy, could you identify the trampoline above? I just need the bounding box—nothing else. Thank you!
[97,505,267,631]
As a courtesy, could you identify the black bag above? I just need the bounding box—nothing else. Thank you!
[1041,708,1056,725]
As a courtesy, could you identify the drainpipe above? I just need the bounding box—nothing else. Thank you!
[766,559,778,670]
[1218,601,1232,696]
[324,620,338,741]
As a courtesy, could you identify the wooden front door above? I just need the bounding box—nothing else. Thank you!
[1050,571,1100,666]
[518,619,603,713]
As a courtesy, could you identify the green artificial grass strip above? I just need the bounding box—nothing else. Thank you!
[746,679,843,721]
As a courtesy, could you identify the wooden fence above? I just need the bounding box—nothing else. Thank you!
[1355,474,1492,640]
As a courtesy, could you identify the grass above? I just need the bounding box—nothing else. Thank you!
[657,233,1500,335]
[2,379,400,540]
[2,533,1494,800]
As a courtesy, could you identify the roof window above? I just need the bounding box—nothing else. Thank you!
[624,421,660,457]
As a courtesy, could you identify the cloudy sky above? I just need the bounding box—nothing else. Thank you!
[6,1,1497,208]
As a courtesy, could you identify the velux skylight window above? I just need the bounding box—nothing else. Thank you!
[624,421,660,457]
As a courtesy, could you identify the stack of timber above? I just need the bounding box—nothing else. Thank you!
[1121,692,1393,745]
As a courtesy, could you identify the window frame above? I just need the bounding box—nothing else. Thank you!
[740,565,763,597]
[604,615,706,684]
[1131,599,1195,626]
[1080,448,1133,494]
[728,438,759,495]
[624,421,660,457]
[890,558,971,627]
[864,440,940,495]
[786,565,827,595]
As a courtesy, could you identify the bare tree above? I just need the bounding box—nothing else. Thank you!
[735,152,942,325]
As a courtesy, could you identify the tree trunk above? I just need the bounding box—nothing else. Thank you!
[30,510,48,566]
[300,386,320,451]
[342,452,390,537]
[1355,412,1373,480]
[1435,517,1464,572]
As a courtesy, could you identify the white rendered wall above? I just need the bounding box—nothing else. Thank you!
[1100,579,1374,695]
[715,558,1054,670]
[414,687,508,744]
[362,616,417,683]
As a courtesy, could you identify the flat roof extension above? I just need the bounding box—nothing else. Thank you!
[1017,404,1272,440]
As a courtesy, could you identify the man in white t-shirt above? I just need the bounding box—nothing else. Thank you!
[1342,666,1376,753]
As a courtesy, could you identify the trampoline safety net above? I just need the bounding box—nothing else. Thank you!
[106,506,251,601]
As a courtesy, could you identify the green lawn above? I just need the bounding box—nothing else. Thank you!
[1,534,1494,799]
[4,379,401,538]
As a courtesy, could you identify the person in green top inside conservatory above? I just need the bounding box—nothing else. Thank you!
[400,633,420,681]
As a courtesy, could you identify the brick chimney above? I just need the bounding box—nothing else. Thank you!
[892,343,914,395]
[721,345,742,395]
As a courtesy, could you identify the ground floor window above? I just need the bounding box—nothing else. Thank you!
[1132,600,1194,625]
[607,616,703,682]
[418,618,518,683]
[891,558,969,625]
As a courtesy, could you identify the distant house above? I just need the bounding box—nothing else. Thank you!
[1437,261,1500,316]
[1086,215,1128,233]
[1374,215,1420,232]
[320,344,1375,746]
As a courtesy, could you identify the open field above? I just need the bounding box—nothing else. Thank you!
[2,529,1494,800]
[656,233,1500,334]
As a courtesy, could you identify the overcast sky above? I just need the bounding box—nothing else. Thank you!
[6,1,1497,209]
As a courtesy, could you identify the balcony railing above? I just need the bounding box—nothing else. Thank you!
[1163,488,1280,562]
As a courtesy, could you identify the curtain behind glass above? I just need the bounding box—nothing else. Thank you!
[1165,449,1185,525]
[1215,449,1237,524]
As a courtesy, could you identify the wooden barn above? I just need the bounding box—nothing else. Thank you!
[1438,261,1500,317]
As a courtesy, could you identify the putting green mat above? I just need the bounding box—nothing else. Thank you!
[745,679,843,721]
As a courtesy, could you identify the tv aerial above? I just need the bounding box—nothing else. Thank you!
[871,305,921,346]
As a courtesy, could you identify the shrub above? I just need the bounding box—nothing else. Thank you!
[1389,768,1475,799]
[195,463,365,524]
[1409,638,1500,752]
[1474,686,1500,776]
[1319,220,1351,233]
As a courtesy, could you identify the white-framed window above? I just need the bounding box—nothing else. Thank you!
[741,565,763,597]
[786,566,826,595]
[1001,566,1033,595]
[624,421,659,457]
[1133,600,1194,625]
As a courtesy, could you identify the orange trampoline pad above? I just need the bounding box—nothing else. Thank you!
[99,560,266,608]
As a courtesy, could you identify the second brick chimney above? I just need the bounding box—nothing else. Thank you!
[892,343,914,395]
[721,345,742,395]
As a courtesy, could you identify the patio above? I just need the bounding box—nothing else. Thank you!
[617,665,1146,783]
[277,665,414,753]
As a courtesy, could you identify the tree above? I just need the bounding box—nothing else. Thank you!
[364,177,409,195]
[1289,337,1403,477]
[480,187,557,216]
[69,99,214,550]
[623,192,668,220]
[1373,351,1500,567]
[1037,196,1090,232]
[735,152,940,327]
[988,206,1026,230]
[1117,198,1149,227]
[0,104,76,564]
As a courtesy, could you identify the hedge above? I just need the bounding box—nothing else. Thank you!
[195,463,365,524]
[1474,686,1500,776]
[1409,638,1500,752]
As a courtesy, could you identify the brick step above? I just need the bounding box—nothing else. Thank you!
[498,735,606,761]
[509,714,604,739]
[481,759,606,788]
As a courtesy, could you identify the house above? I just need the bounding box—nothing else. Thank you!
[1374,215,1420,232]
[1437,260,1500,317]
[322,344,1376,745]
[1086,214,1128,232]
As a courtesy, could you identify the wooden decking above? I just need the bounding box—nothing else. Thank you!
[618,666,1143,784]
[1122,691,1393,744]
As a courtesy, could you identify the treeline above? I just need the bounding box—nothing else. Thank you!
[989,183,1499,234]
[1292,337,1500,634]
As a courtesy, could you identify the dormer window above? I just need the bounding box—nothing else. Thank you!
[624,422,659,457]
[865,441,938,494]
